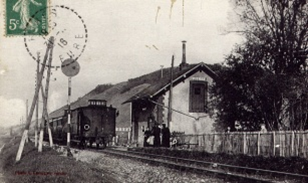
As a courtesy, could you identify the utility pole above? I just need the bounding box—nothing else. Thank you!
[26,99,28,122]
[39,84,54,149]
[16,37,54,162]
[25,99,28,143]
[167,55,174,128]
[35,54,40,147]
[38,39,54,152]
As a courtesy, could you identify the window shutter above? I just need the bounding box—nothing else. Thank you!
[189,81,208,112]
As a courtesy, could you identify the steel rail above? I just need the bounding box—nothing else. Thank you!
[122,148,308,182]
[102,149,273,183]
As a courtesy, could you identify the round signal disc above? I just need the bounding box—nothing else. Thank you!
[61,58,80,77]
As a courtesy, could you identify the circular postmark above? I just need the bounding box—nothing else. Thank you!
[24,5,88,68]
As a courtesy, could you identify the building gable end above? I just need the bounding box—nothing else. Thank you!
[151,63,216,99]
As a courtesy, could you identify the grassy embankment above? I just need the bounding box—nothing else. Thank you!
[0,137,114,183]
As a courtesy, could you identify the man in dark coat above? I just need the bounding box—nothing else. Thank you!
[152,124,161,147]
[161,124,170,147]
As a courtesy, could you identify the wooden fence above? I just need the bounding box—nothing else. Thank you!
[171,131,308,158]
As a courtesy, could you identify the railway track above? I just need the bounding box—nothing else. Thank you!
[102,148,308,183]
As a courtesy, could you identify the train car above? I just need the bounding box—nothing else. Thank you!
[45,99,116,148]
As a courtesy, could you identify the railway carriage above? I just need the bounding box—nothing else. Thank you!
[45,99,116,148]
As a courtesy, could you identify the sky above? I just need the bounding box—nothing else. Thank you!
[0,0,243,127]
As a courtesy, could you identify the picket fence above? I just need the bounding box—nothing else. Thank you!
[172,131,308,158]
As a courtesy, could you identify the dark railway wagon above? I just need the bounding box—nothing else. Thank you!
[45,99,116,148]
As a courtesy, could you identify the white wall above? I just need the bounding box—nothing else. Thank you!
[163,71,215,134]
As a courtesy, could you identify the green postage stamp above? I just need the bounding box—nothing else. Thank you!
[5,0,48,36]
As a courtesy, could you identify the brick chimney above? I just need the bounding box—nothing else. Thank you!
[179,40,188,70]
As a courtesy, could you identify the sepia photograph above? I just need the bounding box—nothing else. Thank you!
[0,0,307,182]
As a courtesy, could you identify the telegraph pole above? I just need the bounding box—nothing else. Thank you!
[167,55,174,128]
[25,99,29,143]
[38,38,55,152]
[35,54,40,147]
[39,83,54,149]
[16,37,54,162]
[26,99,28,122]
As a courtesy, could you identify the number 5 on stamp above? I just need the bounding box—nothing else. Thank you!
[5,0,48,36]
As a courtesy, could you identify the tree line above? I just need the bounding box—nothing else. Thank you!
[209,0,307,131]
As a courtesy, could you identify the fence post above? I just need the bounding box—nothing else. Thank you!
[272,131,275,156]
[203,134,206,151]
[212,133,215,152]
[291,131,294,156]
[304,132,306,158]
[257,132,260,155]
[296,131,299,156]
[197,134,199,147]
[279,131,282,156]
[283,131,291,157]
[243,132,246,154]
[172,131,306,158]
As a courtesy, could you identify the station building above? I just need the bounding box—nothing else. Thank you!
[124,61,217,145]
[49,41,218,146]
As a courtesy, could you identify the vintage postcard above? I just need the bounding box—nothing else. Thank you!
[1,0,306,182]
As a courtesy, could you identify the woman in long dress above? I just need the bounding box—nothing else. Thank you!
[13,0,42,32]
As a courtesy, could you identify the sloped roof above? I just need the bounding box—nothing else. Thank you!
[124,62,217,103]
[49,84,114,118]
[49,62,217,120]
[48,81,151,121]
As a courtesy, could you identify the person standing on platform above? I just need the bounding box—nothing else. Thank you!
[162,124,170,147]
[143,127,151,147]
[152,124,161,147]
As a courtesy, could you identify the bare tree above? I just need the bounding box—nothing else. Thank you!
[212,0,307,131]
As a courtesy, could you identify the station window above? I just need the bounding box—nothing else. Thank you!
[189,81,208,112]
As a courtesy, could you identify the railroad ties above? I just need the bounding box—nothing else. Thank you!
[102,148,308,183]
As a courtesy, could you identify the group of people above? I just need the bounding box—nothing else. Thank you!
[143,124,170,148]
